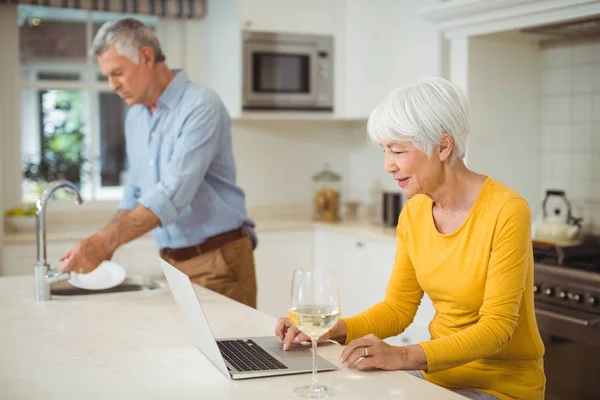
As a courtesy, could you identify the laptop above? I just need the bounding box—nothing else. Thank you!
[158,258,337,380]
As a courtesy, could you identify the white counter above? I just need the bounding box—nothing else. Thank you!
[3,218,397,244]
[0,275,464,400]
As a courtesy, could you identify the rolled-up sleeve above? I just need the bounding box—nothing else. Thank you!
[118,173,140,211]
[138,99,221,227]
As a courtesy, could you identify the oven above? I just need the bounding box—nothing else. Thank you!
[242,31,334,111]
[533,242,600,400]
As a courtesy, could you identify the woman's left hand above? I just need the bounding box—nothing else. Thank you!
[339,333,410,371]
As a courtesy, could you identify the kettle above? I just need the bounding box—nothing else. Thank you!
[534,189,583,247]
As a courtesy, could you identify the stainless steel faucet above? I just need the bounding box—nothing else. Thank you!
[34,179,83,301]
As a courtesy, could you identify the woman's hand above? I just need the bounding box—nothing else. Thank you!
[275,318,347,350]
[340,334,426,371]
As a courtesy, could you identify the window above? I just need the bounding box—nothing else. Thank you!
[18,5,157,203]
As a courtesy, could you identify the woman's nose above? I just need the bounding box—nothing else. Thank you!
[384,154,398,174]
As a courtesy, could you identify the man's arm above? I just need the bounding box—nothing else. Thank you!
[60,95,223,273]
[98,204,160,254]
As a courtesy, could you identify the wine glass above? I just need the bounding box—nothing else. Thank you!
[288,269,340,398]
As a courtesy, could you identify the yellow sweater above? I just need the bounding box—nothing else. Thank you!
[343,178,546,400]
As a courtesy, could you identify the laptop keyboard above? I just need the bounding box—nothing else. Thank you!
[217,339,288,372]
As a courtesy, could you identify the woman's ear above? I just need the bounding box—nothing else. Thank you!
[438,133,454,162]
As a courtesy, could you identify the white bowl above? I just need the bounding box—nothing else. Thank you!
[4,216,37,233]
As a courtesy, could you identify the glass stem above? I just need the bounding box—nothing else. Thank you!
[311,337,318,387]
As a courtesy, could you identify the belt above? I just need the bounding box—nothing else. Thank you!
[160,227,246,262]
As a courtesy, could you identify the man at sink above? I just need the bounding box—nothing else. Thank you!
[58,18,257,308]
[277,78,546,399]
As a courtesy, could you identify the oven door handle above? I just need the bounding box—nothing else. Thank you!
[535,308,600,327]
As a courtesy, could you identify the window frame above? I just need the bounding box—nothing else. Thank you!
[18,6,157,203]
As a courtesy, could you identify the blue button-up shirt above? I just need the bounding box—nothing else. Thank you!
[118,70,256,250]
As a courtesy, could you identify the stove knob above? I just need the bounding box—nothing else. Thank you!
[587,295,598,306]
[567,293,582,303]
[544,288,554,296]
[558,290,568,300]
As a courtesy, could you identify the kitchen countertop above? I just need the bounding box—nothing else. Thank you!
[0,275,463,400]
[3,218,398,245]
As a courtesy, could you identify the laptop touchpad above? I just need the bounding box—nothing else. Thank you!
[268,343,311,358]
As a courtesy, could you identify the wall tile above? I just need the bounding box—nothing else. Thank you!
[540,39,600,231]
[592,124,600,151]
[571,152,592,180]
[551,152,571,179]
[545,96,572,122]
[542,44,572,67]
[572,64,595,93]
[571,123,592,150]
[592,94,600,122]
[573,94,592,122]
[572,41,595,64]
[542,68,571,95]
[550,124,571,150]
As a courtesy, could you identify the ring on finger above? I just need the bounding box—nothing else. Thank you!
[364,347,369,357]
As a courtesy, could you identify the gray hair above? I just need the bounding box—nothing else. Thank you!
[367,77,470,165]
[91,18,165,63]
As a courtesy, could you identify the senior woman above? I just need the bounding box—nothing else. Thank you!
[276,77,546,400]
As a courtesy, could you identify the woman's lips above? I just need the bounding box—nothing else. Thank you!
[396,177,410,187]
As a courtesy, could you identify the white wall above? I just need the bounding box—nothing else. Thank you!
[466,34,541,215]
[231,120,365,207]
[539,38,600,233]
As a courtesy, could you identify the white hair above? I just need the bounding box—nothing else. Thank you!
[367,77,470,165]
[91,18,165,63]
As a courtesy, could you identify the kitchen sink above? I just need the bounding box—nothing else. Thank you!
[50,276,166,296]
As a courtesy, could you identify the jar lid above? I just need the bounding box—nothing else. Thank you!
[312,163,341,182]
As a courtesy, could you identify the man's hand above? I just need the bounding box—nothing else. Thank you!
[59,234,113,274]
[339,334,428,371]
[59,205,160,274]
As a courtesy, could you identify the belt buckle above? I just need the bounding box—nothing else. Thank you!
[195,244,203,255]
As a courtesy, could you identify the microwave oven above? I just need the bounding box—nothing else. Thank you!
[242,31,334,111]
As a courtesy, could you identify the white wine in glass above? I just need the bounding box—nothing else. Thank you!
[288,269,340,398]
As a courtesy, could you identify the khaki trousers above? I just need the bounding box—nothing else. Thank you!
[160,236,257,308]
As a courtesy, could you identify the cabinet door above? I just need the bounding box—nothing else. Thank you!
[364,237,434,345]
[253,230,313,318]
[314,229,368,318]
[114,237,161,277]
[238,0,337,34]
[340,0,396,119]
[365,238,396,308]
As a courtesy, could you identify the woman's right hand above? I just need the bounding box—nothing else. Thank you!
[275,318,346,350]
[275,318,312,350]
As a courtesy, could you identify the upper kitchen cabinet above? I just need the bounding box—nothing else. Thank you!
[162,0,443,120]
[237,0,337,35]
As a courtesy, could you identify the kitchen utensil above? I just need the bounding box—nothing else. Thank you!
[68,260,126,290]
[534,189,583,247]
